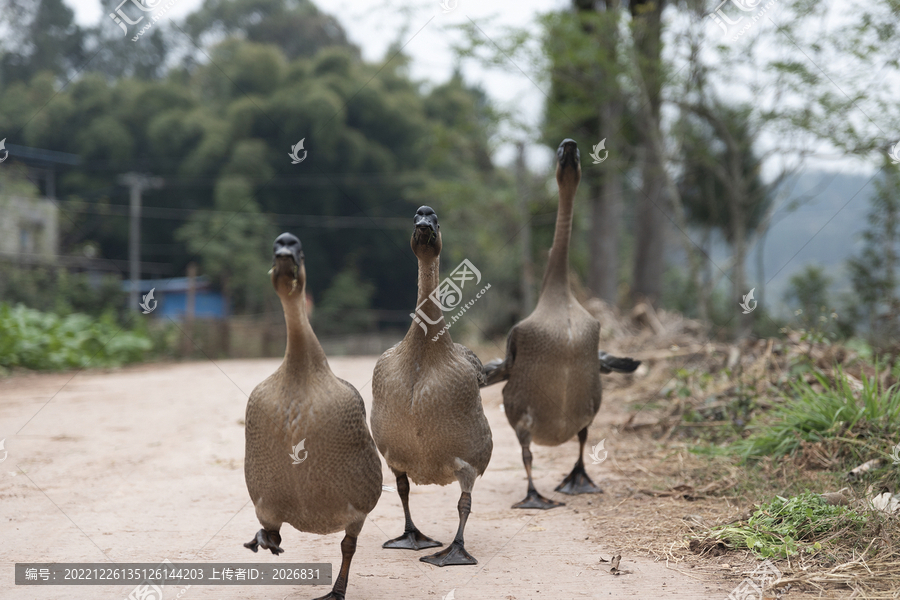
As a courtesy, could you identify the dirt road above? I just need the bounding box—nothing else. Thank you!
[0,357,733,599]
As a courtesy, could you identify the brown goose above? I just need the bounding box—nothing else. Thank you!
[483,140,640,510]
[371,206,493,566]
[243,233,382,599]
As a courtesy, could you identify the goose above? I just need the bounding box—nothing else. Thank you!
[482,140,640,510]
[243,233,382,599]
[371,206,493,566]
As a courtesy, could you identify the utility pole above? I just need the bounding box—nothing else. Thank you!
[118,173,163,311]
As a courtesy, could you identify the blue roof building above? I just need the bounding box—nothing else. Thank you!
[122,276,227,319]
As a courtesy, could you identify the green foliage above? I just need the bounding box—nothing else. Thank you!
[731,369,900,462]
[0,303,151,371]
[784,265,842,341]
[176,176,274,314]
[184,0,355,60]
[312,265,376,335]
[0,24,497,322]
[677,105,771,242]
[785,265,831,317]
[0,0,86,84]
[0,265,128,323]
[708,492,866,558]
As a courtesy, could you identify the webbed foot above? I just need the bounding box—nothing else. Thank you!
[420,540,477,566]
[512,488,564,510]
[243,529,284,555]
[555,463,603,495]
[382,528,442,550]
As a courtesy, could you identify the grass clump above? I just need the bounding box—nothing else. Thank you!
[707,492,867,559]
[731,369,900,463]
[0,303,152,371]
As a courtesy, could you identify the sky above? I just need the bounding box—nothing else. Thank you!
[69,0,571,169]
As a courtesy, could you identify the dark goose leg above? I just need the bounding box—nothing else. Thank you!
[555,427,603,495]
[421,464,478,566]
[383,472,442,550]
[513,426,563,509]
[313,529,358,600]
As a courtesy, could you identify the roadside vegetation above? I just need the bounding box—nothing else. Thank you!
[0,303,153,372]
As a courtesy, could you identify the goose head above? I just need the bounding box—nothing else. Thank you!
[410,205,442,259]
[556,138,581,188]
[271,232,306,296]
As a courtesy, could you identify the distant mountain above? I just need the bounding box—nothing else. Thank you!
[688,169,877,317]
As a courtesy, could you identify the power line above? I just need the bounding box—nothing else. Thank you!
[54,200,413,229]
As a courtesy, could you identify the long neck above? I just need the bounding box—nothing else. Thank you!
[406,255,450,344]
[539,179,576,300]
[280,285,328,377]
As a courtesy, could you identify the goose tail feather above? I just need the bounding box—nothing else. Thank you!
[598,351,641,374]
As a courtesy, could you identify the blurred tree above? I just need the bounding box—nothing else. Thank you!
[0,4,506,333]
[628,0,666,306]
[677,104,771,330]
[847,163,900,353]
[176,176,274,315]
[0,0,85,85]
[84,25,169,81]
[544,2,628,305]
[184,0,357,60]
[784,265,832,332]
[312,264,376,335]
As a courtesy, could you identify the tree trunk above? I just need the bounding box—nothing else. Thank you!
[515,142,535,316]
[630,0,666,305]
[727,157,749,339]
[698,228,711,322]
[587,0,622,306]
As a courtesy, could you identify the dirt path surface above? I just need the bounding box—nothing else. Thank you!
[0,357,734,599]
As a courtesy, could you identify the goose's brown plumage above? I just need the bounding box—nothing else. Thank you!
[483,139,639,510]
[371,206,492,566]
[243,233,382,599]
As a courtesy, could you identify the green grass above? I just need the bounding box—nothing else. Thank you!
[707,492,867,559]
[0,303,152,371]
[731,369,900,463]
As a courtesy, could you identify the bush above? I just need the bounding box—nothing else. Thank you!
[0,303,152,371]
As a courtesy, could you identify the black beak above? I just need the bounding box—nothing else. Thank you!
[414,215,436,233]
[557,139,580,170]
[412,205,439,242]
[272,232,303,268]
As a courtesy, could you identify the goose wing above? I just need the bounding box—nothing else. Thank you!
[482,324,519,387]
[455,343,486,387]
